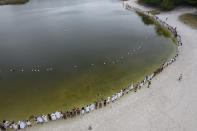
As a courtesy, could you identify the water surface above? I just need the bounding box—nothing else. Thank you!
[0,0,176,121]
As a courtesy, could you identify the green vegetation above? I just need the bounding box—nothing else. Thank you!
[179,13,197,29]
[148,10,160,15]
[138,0,197,10]
[0,0,29,5]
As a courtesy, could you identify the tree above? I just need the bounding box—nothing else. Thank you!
[161,0,175,10]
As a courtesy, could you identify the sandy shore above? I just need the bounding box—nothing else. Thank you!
[25,1,197,131]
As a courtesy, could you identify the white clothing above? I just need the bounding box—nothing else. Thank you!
[81,109,85,115]
[86,106,90,113]
[37,117,43,123]
[19,122,26,129]
[26,121,31,126]
[90,104,94,111]
[51,114,56,121]
[131,84,134,90]
[55,111,61,119]
[4,121,9,127]
[112,95,114,102]
[107,97,110,103]
[118,93,121,98]
[42,115,48,122]
[12,123,18,130]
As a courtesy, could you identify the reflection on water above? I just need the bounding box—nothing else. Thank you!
[0,0,176,121]
[136,11,176,41]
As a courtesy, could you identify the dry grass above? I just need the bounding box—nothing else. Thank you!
[148,10,160,15]
[179,13,197,29]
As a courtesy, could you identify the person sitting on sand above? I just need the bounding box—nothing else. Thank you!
[26,120,31,127]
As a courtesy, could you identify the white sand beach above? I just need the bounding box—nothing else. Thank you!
[26,1,197,131]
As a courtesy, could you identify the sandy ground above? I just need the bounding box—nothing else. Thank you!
[25,1,197,131]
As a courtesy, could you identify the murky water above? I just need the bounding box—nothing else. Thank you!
[0,0,176,121]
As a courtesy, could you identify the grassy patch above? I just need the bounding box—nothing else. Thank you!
[148,10,160,15]
[179,13,197,29]
[0,0,29,5]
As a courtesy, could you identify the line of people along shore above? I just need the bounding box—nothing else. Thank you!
[0,5,183,131]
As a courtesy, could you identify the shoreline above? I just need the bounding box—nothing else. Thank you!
[2,0,197,131]
[0,1,177,124]
[28,0,197,131]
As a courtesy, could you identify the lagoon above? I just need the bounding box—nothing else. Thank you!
[0,0,176,121]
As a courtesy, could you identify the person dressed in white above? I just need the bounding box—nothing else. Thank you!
[3,120,10,127]
[55,111,61,119]
[42,115,48,122]
[35,117,39,124]
[120,90,123,97]
[107,96,110,104]
[130,84,134,90]
[90,104,94,111]
[81,107,85,115]
[37,117,43,123]
[140,82,143,88]
[115,93,118,100]
[26,120,31,127]
[12,122,18,130]
[86,105,90,113]
[51,113,56,121]
[112,95,114,102]
[19,121,26,129]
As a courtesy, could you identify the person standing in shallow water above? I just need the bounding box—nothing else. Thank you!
[95,101,98,109]
[99,101,102,108]
[104,100,107,107]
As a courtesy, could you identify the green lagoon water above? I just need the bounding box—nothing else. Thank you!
[0,0,176,121]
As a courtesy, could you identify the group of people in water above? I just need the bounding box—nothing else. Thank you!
[0,5,183,131]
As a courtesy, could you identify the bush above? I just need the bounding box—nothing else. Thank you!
[139,0,197,10]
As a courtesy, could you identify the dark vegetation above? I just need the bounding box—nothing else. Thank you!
[0,0,29,5]
[138,0,197,10]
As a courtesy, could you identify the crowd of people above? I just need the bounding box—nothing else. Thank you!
[0,5,183,131]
